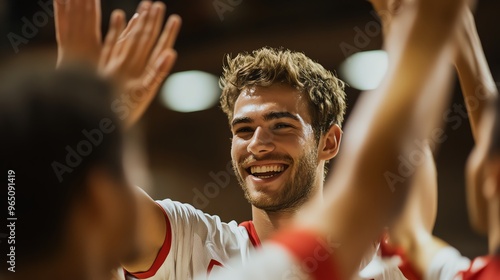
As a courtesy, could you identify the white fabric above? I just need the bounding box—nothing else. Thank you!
[205,242,410,280]
[126,199,255,280]
[357,242,407,280]
[199,244,309,280]
[122,199,407,280]
[358,252,408,280]
[425,246,471,280]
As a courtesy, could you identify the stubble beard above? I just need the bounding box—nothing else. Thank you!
[233,147,319,213]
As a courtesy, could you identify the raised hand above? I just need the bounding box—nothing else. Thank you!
[368,0,402,35]
[99,1,181,128]
[54,0,102,67]
[54,0,182,128]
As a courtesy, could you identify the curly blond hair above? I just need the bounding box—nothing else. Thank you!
[220,47,346,140]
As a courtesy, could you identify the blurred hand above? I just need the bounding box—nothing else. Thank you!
[368,0,402,36]
[54,0,102,67]
[99,1,181,128]
[54,0,182,128]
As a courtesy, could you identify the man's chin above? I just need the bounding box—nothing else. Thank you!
[245,175,287,193]
[245,189,290,211]
[250,200,291,212]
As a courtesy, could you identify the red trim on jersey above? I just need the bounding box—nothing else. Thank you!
[127,203,172,279]
[271,229,339,280]
[379,236,422,280]
[459,255,500,279]
[239,220,262,248]
[207,259,224,274]
[380,235,422,280]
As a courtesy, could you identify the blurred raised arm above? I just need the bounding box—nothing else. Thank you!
[54,0,181,128]
[53,0,182,274]
[454,8,498,141]
[297,0,466,278]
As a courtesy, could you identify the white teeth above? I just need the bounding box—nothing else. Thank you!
[250,165,285,175]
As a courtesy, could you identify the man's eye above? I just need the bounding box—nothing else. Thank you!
[274,123,293,129]
[235,127,254,134]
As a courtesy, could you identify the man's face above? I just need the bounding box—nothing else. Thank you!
[230,84,321,212]
[466,107,495,233]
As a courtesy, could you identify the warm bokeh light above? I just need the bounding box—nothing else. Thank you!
[160,70,220,112]
[339,50,388,91]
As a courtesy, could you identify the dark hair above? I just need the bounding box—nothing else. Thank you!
[0,65,124,266]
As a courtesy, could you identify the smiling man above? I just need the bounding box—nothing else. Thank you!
[222,49,345,240]
[53,1,405,279]
[48,0,470,278]
[121,47,352,280]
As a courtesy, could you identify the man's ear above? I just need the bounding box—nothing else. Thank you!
[318,124,343,161]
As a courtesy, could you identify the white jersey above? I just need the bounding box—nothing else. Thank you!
[121,199,407,280]
[124,199,259,280]
[199,243,314,280]
[425,247,471,280]
[208,242,409,280]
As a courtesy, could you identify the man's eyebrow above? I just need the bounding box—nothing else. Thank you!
[231,112,300,127]
[264,111,300,122]
[231,117,253,127]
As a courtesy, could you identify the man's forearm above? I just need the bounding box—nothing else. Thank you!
[300,1,466,278]
[455,9,498,141]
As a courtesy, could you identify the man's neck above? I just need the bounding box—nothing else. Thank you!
[251,207,296,241]
[251,188,324,241]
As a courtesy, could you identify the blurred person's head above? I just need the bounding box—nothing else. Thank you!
[220,47,346,212]
[466,96,500,247]
[0,64,138,279]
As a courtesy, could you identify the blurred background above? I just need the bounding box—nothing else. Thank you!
[2,0,499,258]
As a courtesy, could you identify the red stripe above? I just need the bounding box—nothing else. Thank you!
[127,203,172,279]
[379,236,422,280]
[460,255,500,279]
[207,259,224,275]
[239,220,262,248]
[271,229,339,280]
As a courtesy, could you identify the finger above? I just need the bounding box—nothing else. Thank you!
[126,1,166,72]
[76,0,101,45]
[116,3,151,70]
[137,0,152,13]
[67,0,86,42]
[150,14,182,60]
[151,49,177,88]
[114,3,151,59]
[162,14,182,49]
[143,49,177,91]
[99,9,126,70]
[119,1,151,40]
[119,13,138,40]
[54,0,69,67]
[126,50,177,128]
[92,0,102,42]
[53,0,68,42]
